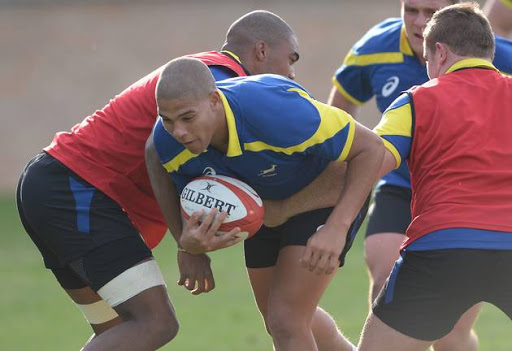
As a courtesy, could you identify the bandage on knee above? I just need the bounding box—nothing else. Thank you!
[76,299,119,325]
[97,259,166,307]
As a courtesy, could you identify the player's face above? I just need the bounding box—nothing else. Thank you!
[158,95,218,154]
[259,34,300,80]
[401,0,452,61]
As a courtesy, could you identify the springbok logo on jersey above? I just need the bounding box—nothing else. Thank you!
[258,164,277,177]
[202,167,216,175]
[382,76,400,97]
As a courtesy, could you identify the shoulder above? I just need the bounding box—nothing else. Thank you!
[352,18,403,55]
[152,118,186,164]
[219,75,326,146]
[494,36,512,74]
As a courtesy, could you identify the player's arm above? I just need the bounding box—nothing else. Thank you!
[263,161,346,227]
[327,86,361,118]
[301,121,384,275]
[485,0,512,38]
[145,131,241,254]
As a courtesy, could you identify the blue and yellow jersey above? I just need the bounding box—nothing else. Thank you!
[333,17,512,188]
[501,0,512,9]
[153,74,355,199]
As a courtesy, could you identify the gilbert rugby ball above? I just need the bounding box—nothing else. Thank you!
[180,175,264,239]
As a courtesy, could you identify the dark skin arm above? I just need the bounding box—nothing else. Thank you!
[301,122,385,275]
[145,133,241,294]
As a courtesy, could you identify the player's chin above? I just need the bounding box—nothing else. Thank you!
[184,142,205,154]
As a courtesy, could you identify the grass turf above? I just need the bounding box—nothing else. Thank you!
[1,194,510,350]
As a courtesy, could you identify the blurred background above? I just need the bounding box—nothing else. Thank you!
[2,1,510,350]
[0,0,404,190]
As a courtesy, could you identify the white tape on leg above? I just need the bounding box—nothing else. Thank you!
[76,299,119,325]
[97,260,166,307]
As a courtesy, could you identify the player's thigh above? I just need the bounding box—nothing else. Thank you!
[364,233,405,279]
[268,245,338,321]
[247,266,275,318]
[373,250,482,342]
[365,185,411,237]
[359,313,432,351]
[66,286,122,335]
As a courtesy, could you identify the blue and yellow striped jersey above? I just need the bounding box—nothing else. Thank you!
[501,0,512,9]
[153,74,355,199]
[333,17,512,188]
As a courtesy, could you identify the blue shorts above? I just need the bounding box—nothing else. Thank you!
[244,196,370,268]
[373,249,512,340]
[366,185,411,237]
[16,152,152,291]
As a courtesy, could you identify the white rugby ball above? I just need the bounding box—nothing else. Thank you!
[180,175,264,239]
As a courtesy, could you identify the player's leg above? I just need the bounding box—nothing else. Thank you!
[431,304,480,351]
[358,313,433,351]
[245,212,356,351]
[247,267,352,351]
[364,185,410,302]
[266,245,337,351]
[360,250,481,351]
[17,153,179,349]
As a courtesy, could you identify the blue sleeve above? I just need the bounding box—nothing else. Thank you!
[236,77,356,162]
[333,53,374,105]
[210,66,239,81]
[493,36,512,75]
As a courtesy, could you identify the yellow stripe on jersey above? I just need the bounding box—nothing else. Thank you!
[332,77,364,105]
[343,50,405,66]
[501,0,512,9]
[399,26,414,56]
[218,90,243,157]
[163,148,202,173]
[374,102,413,168]
[244,88,355,162]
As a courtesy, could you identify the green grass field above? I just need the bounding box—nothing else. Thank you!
[1,193,510,350]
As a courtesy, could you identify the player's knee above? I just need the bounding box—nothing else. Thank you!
[434,328,478,351]
[151,312,180,344]
[266,308,309,341]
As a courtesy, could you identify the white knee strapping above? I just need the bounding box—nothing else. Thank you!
[76,299,119,325]
[97,260,166,307]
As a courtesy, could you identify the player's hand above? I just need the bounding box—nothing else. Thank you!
[177,251,215,295]
[180,208,242,254]
[300,224,346,275]
[262,199,288,228]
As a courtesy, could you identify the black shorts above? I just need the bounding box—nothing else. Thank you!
[244,197,370,268]
[365,185,411,237]
[16,152,152,291]
[373,249,512,341]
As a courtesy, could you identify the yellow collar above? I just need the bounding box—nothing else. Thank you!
[446,58,497,74]
[221,50,243,64]
[400,25,414,56]
[217,89,243,157]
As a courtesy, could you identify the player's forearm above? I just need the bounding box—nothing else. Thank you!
[282,162,346,217]
[327,87,361,119]
[145,137,183,245]
[325,129,384,230]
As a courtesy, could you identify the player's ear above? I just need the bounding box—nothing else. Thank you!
[209,90,221,107]
[436,42,449,66]
[254,40,269,62]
